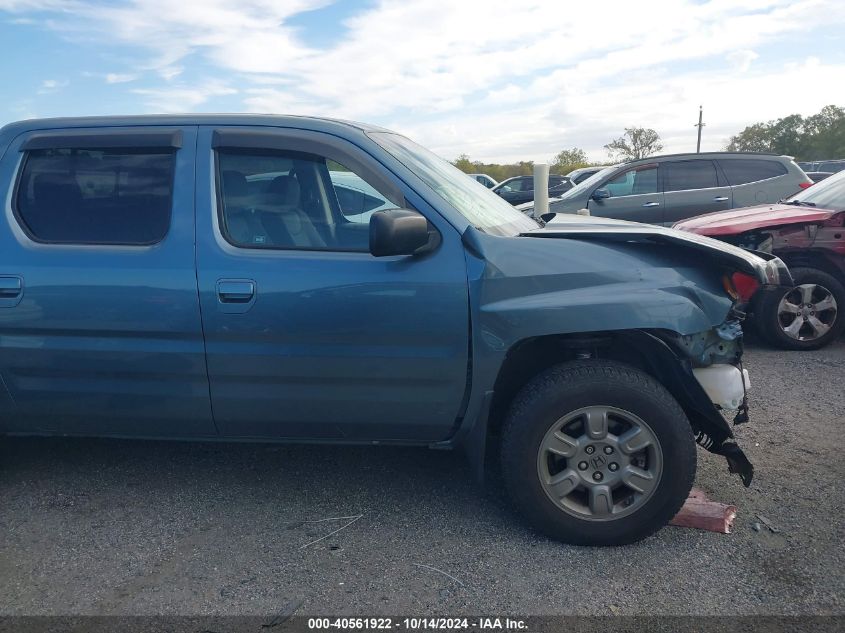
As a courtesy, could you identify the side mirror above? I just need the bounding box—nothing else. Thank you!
[591,188,611,201]
[369,209,432,257]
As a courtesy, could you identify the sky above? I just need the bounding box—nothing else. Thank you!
[1,0,844,164]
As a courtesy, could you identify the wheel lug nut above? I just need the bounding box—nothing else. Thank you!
[609,462,619,472]
[578,461,589,471]
[603,446,613,455]
[592,472,603,481]
[585,445,595,455]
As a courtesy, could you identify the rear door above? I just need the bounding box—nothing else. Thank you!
[587,163,663,223]
[0,126,215,437]
[194,126,470,441]
[662,159,732,224]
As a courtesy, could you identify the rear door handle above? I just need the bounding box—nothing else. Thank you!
[0,275,23,307]
[0,276,22,297]
[217,279,255,303]
[713,196,730,202]
[641,202,660,207]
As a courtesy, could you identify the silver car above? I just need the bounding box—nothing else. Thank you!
[542,152,812,225]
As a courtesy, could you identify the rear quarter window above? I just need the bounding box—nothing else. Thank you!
[15,147,174,245]
[718,159,788,186]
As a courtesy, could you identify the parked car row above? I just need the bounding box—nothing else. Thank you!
[797,159,845,174]
[469,166,613,207]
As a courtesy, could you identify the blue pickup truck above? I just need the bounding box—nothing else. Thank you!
[0,115,790,545]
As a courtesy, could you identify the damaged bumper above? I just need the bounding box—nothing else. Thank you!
[628,327,755,487]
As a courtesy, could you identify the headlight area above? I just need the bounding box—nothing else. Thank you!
[669,319,750,420]
[625,329,755,486]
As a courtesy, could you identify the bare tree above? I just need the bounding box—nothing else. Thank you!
[604,127,663,161]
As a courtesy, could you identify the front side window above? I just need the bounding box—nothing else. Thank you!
[663,160,719,192]
[603,165,658,197]
[719,159,787,185]
[217,149,401,252]
[15,147,173,244]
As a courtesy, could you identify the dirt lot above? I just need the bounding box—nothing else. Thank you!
[0,339,843,617]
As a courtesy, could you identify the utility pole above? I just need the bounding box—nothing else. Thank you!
[695,105,705,153]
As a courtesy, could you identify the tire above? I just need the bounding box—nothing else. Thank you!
[757,267,845,351]
[499,361,696,546]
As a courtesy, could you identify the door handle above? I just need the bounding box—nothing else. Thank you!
[0,276,22,298]
[0,275,23,308]
[217,279,255,303]
[641,202,660,207]
[713,196,730,202]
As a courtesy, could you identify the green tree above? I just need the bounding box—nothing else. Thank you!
[726,122,773,152]
[725,105,845,160]
[604,127,663,161]
[551,148,588,174]
[452,153,475,173]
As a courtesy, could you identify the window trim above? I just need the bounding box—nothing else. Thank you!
[11,145,177,247]
[20,128,182,152]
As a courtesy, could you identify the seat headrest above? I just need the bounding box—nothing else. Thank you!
[221,170,248,199]
[267,175,301,207]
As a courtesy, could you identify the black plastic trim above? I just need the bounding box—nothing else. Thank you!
[21,129,183,151]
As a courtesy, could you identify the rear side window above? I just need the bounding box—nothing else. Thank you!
[15,148,174,244]
[663,160,719,192]
[719,159,787,186]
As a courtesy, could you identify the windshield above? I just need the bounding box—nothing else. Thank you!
[369,132,538,235]
[554,166,617,200]
[786,170,845,211]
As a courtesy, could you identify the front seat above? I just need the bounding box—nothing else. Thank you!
[259,175,326,248]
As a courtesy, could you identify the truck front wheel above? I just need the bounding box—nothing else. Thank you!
[499,361,696,546]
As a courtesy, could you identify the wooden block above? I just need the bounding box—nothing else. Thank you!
[669,487,737,534]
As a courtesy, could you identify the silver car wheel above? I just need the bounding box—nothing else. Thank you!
[777,283,838,341]
[536,406,663,522]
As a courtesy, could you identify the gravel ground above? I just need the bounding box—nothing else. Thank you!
[0,339,843,617]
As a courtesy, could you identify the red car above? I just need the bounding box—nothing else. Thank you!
[675,171,845,350]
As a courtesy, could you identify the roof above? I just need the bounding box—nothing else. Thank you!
[620,151,792,165]
[0,113,394,137]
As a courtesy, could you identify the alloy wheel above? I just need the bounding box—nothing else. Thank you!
[777,283,838,342]
[536,406,663,522]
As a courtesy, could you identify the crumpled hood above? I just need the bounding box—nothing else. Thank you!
[672,203,842,236]
[526,213,791,286]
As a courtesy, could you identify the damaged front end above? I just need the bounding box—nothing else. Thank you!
[628,321,755,486]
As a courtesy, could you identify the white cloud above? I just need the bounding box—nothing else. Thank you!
[131,81,236,111]
[37,78,68,93]
[105,72,137,83]
[727,49,759,72]
[3,0,845,160]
